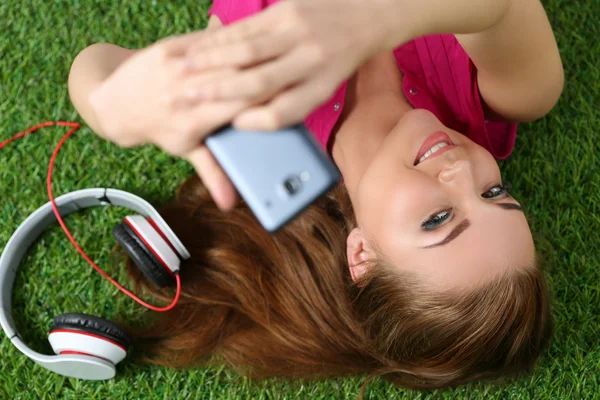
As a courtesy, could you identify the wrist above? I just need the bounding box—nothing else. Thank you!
[88,84,118,140]
[369,0,417,52]
[367,0,512,50]
[88,81,140,147]
[342,0,408,60]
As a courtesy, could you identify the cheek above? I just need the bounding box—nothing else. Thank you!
[357,167,438,246]
[469,143,502,182]
[355,165,400,234]
[386,173,445,236]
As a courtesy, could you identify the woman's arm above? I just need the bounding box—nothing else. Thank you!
[68,16,224,135]
[69,16,246,211]
[68,44,138,135]
[174,0,563,130]
[454,0,564,122]
[376,0,564,122]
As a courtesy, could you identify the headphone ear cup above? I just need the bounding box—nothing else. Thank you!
[49,313,130,365]
[113,222,175,288]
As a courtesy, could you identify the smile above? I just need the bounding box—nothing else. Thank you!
[414,131,456,165]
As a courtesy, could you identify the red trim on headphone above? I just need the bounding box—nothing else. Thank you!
[2,121,181,312]
[146,217,180,258]
[124,217,176,278]
[60,350,112,363]
[50,329,127,352]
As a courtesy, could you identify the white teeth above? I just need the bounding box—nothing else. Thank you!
[418,142,449,164]
[420,149,432,162]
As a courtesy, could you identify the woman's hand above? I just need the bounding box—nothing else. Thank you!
[88,38,249,210]
[176,0,389,131]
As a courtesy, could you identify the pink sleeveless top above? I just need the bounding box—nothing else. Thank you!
[209,0,517,160]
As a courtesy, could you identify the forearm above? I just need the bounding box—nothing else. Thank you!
[370,0,562,121]
[67,43,136,135]
[374,0,511,49]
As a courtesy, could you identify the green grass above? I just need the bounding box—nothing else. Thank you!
[0,0,598,398]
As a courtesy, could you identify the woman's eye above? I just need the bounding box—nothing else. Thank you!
[422,209,453,231]
[482,182,512,199]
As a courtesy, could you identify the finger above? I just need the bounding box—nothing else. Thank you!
[184,45,320,102]
[232,75,338,131]
[165,67,240,109]
[184,144,239,210]
[166,98,250,152]
[189,99,251,133]
[183,31,294,72]
[156,97,249,156]
[186,12,273,53]
[158,30,209,58]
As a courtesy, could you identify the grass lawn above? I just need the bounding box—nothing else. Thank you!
[1,0,598,398]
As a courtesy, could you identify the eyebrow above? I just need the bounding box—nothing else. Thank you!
[423,202,523,248]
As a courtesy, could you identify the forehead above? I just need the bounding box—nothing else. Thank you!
[382,204,535,289]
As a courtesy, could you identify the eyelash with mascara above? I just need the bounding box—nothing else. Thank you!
[421,182,512,230]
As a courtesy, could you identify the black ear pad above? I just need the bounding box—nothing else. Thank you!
[51,313,131,349]
[112,222,174,288]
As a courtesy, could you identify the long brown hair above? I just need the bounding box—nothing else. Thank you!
[119,175,553,391]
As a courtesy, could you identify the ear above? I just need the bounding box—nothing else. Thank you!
[347,228,377,283]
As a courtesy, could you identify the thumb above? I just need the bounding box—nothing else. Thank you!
[184,144,239,210]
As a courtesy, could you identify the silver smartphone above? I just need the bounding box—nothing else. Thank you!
[205,123,341,233]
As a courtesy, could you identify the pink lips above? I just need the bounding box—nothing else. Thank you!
[414,131,455,165]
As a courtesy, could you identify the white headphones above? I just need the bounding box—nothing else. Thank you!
[0,188,191,380]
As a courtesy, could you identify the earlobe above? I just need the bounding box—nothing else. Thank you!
[346,228,376,283]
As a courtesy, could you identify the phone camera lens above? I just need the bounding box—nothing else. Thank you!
[283,176,302,196]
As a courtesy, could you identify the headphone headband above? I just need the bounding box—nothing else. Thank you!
[0,188,190,372]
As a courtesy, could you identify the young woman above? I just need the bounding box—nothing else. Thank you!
[67,0,563,390]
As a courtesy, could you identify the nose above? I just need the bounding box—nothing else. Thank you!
[438,159,473,184]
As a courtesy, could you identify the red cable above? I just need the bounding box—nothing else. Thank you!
[1,121,180,312]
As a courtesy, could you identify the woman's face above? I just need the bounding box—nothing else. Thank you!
[351,109,535,289]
